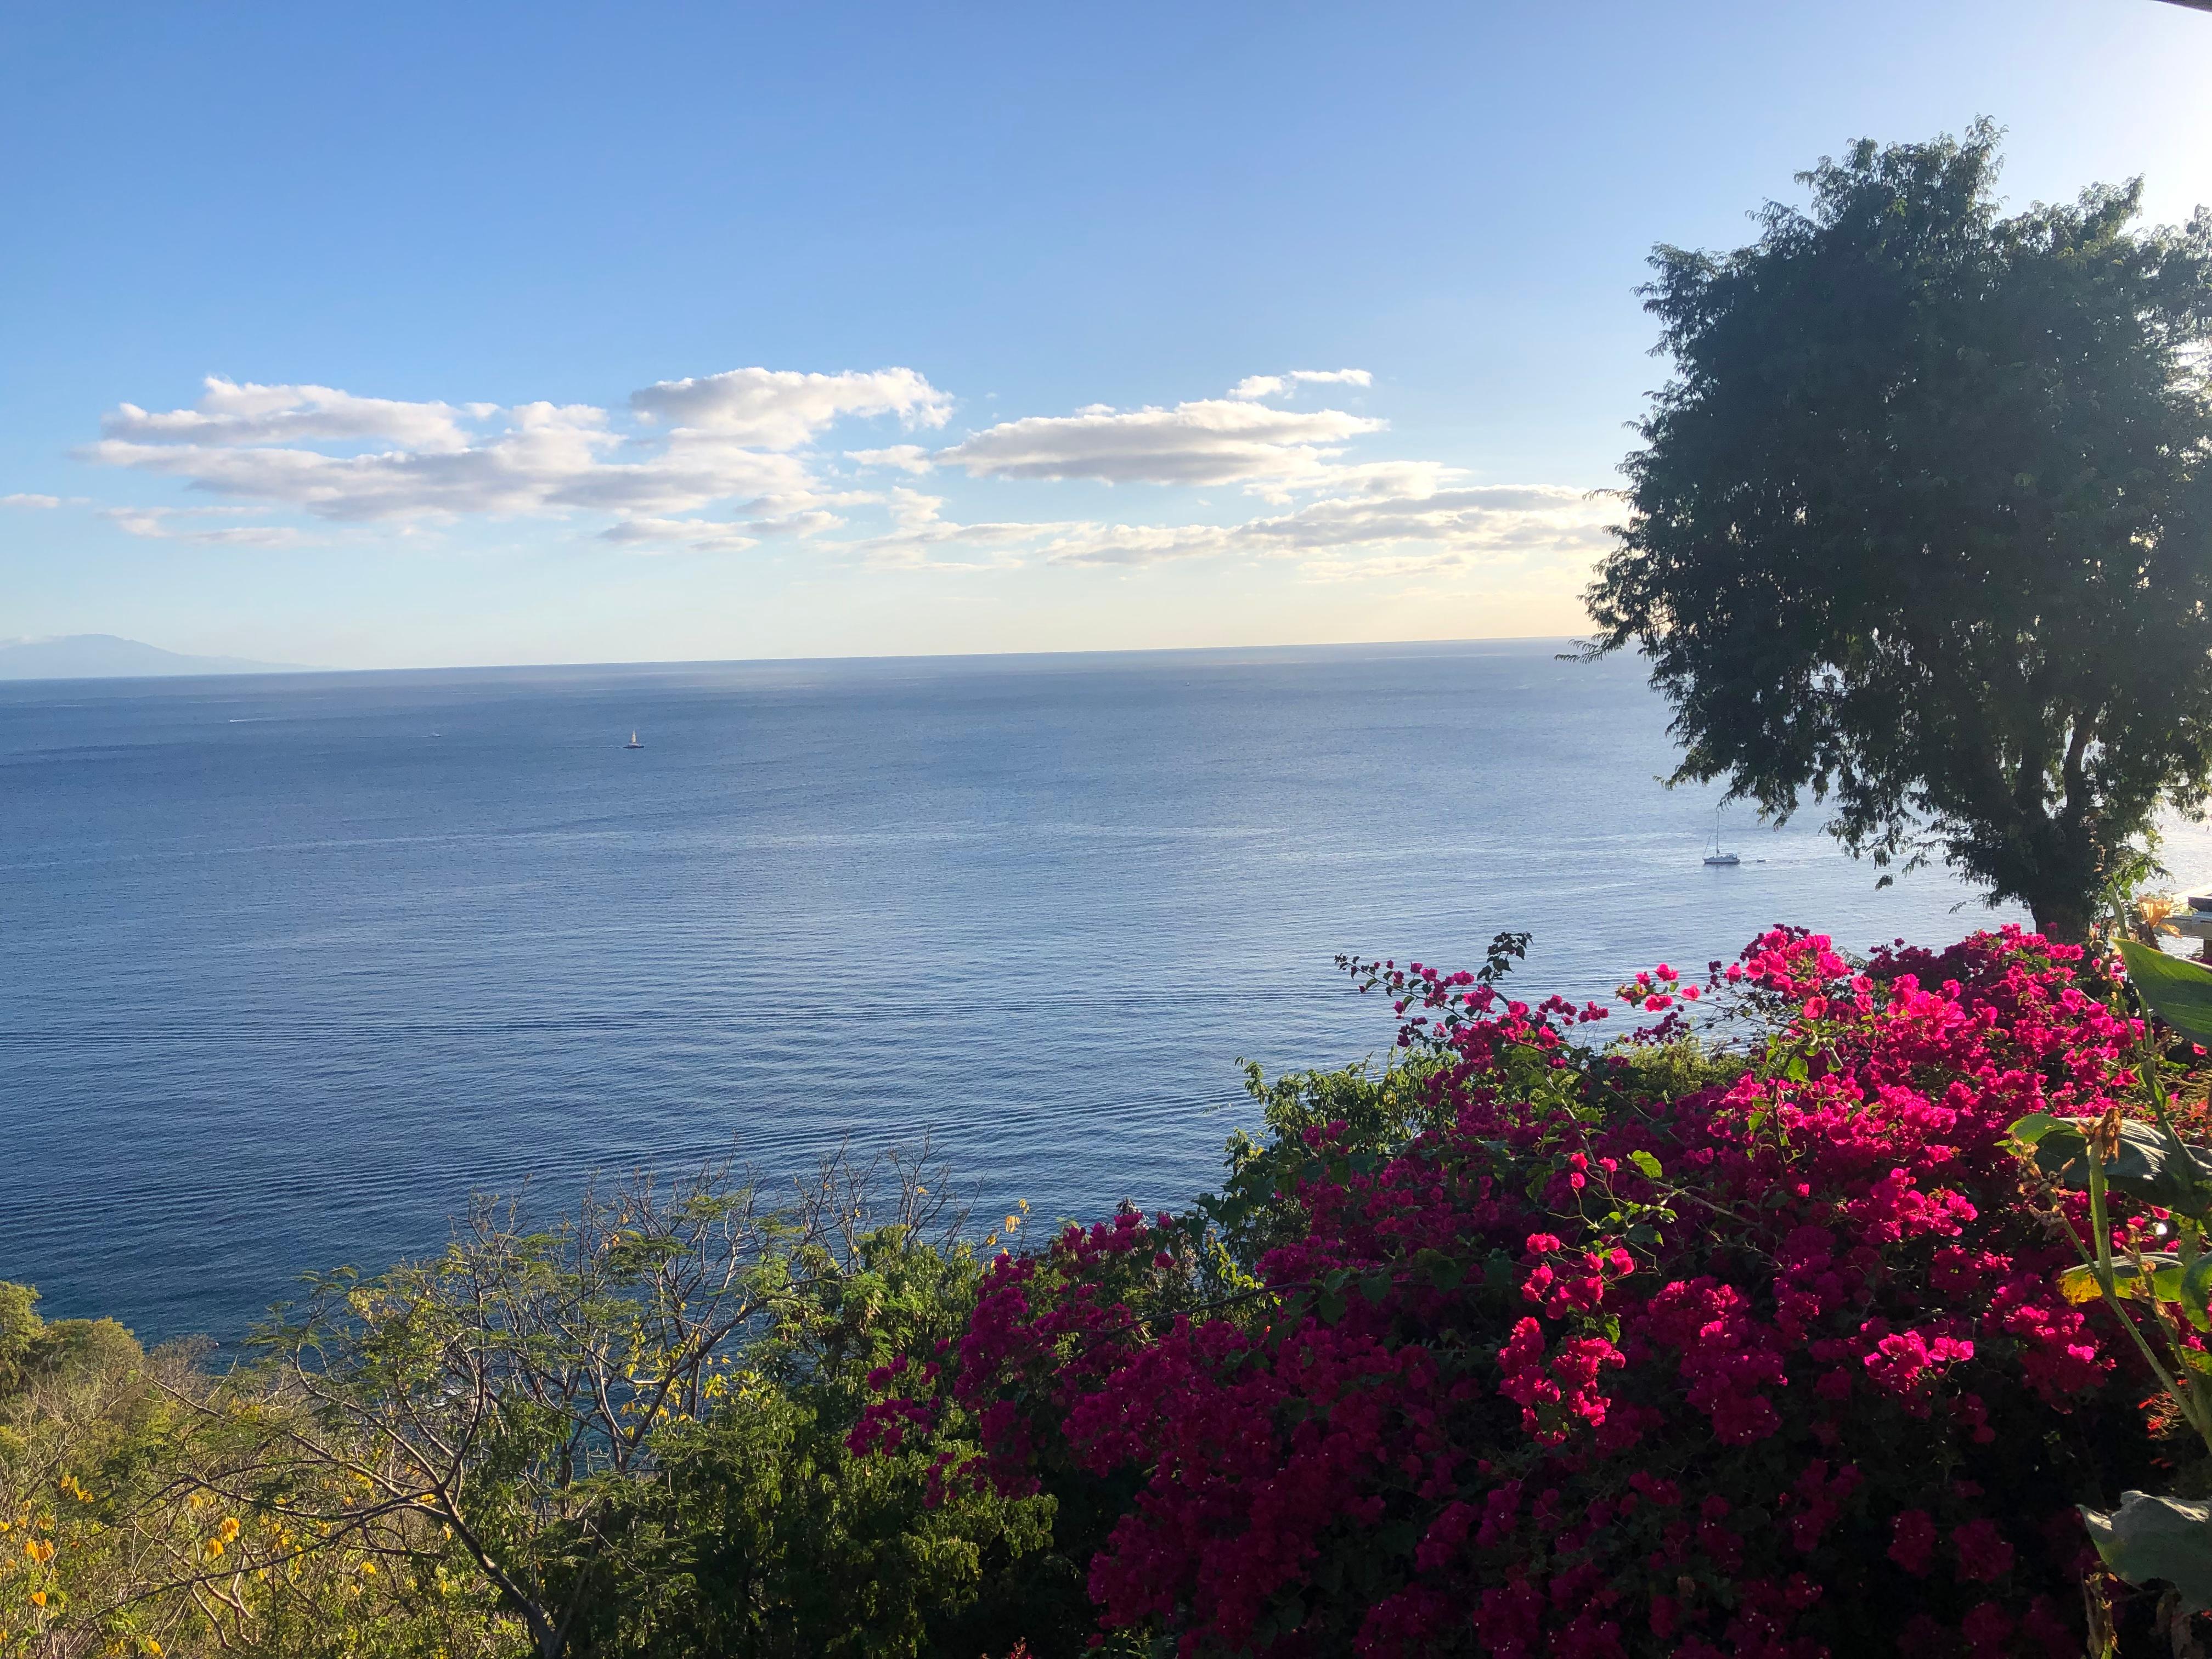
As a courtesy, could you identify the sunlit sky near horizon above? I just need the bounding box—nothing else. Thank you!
[4,1,2210,670]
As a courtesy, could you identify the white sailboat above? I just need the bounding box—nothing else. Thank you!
[1703,804,1740,867]
[623,730,644,750]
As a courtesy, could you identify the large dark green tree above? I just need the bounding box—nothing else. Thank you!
[1585,124,2212,939]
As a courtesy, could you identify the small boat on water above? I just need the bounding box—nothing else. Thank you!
[623,730,644,750]
[1703,805,1740,867]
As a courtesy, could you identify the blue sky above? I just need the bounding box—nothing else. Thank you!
[4,1,2209,668]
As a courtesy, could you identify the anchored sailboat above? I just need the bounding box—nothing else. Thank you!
[1703,804,1740,867]
[623,730,644,750]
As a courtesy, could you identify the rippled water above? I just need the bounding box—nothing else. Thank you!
[0,641,2118,1342]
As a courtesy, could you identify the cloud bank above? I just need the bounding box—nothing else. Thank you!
[76,366,1610,587]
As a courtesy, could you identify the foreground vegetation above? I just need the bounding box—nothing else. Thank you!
[15,925,2212,1655]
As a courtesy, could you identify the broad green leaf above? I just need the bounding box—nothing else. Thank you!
[2030,1117,2212,1217]
[1628,1150,1664,1179]
[2028,1122,2090,1179]
[2008,1111,2066,1147]
[2056,1255,2184,1306]
[1414,1249,1465,1291]
[2119,940,2212,1047]
[1267,1290,1311,1348]
[2081,1491,2212,1614]
[2183,1254,2212,1333]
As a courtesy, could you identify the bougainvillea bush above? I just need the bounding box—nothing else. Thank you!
[858,928,2207,1656]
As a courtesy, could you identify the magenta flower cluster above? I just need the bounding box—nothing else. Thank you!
[857,927,2177,1656]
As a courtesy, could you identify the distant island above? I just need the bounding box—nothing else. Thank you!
[0,634,313,680]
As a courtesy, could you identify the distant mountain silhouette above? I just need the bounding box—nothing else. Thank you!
[0,634,313,680]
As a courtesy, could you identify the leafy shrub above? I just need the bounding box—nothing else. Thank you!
[20,927,2212,1656]
[887,928,2187,1656]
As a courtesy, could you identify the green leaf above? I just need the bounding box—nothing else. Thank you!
[2183,1254,2212,1333]
[2008,1111,2066,1147]
[2031,1117,2212,1217]
[1628,1150,1664,1179]
[2119,940,2212,1047]
[1267,1291,1311,1348]
[1413,1249,1465,1291]
[2081,1491,2212,1614]
[1357,1271,1392,1306]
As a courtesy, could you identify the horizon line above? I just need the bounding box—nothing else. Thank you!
[1,630,1604,686]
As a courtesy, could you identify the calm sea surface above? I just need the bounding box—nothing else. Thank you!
[1,640,2152,1344]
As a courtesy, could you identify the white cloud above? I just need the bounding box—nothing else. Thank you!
[936,398,1384,487]
[846,444,935,474]
[1043,483,1609,568]
[847,488,1060,571]
[100,505,306,548]
[82,376,894,528]
[1,493,61,509]
[1228,368,1374,400]
[595,489,871,554]
[102,377,480,452]
[629,368,951,448]
[598,517,762,555]
[838,477,1609,582]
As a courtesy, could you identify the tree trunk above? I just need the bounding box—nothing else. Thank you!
[2030,896,2092,944]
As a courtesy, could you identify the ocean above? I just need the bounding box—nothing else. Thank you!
[0,640,2106,1344]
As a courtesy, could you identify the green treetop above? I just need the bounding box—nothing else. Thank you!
[1585,123,2212,939]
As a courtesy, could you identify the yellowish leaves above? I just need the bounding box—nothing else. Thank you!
[2058,1263,2109,1305]
[2057,1255,2187,1305]
[2141,894,2185,935]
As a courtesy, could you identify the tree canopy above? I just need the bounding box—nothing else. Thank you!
[1584,123,2212,938]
